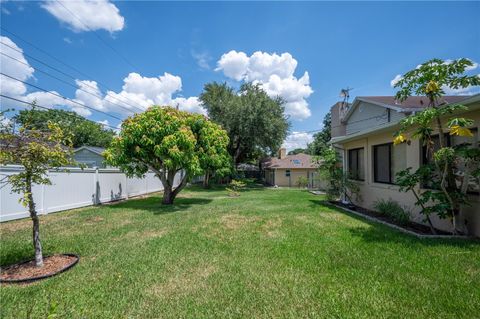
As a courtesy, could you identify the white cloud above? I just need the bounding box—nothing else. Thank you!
[0,36,34,96]
[216,50,313,120]
[96,119,109,127]
[216,50,249,81]
[1,36,205,121]
[63,37,72,44]
[74,80,105,111]
[122,72,182,102]
[191,50,211,70]
[465,60,479,71]
[282,131,314,151]
[442,85,480,96]
[172,96,206,115]
[74,72,206,116]
[247,51,297,82]
[390,74,402,87]
[42,0,124,33]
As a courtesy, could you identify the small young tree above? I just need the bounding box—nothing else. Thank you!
[0,111,74,267]
[317,146,360,202]
[105,106,230,204]
[191,115,231,188]
[296,176,309,188]
[393,58,480,234]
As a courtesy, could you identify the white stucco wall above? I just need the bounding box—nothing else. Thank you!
[338,107,480,237]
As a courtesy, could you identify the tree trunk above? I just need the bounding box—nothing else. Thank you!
[162,184,174,204]
[203,170,210,188]
[27,177,43,267]
[161,171,189,205]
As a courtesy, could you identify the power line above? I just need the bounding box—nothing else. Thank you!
[0,94,120,130]
[0,50,143,115]
[1,72,123,122]
[54,0,138,71]
[0,26,144,110]
[0,41,145,114]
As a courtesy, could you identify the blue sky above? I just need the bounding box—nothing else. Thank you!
[1,1,479,150]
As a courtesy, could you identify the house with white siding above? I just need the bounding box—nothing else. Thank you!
[330,95,480,236]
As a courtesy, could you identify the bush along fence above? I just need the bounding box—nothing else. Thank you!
[1,165,182,222]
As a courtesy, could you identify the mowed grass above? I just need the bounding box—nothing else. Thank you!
[1,184,479,318]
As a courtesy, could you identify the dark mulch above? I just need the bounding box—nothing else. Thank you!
[331,201,452,236]
[1,254,78,282]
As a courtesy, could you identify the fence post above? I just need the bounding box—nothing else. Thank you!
[145,173,148,194]
[41,183,46,216]
[93,167,100,205]
[125,174,129,200]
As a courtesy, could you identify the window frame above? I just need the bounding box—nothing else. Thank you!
[347,147,364,181]
[373,142,394,185]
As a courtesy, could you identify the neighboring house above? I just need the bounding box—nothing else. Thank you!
[262,148,319,188]
[73,146,107,168]
[330,94,480,236]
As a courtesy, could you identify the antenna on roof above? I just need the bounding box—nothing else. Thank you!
[339,87,353,117]
[339,87,352,104]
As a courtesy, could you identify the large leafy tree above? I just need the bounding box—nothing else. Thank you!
[105,106,230,204]
[393,58,480,234]
[307,111,331,155]
[15,108,116,148]
[0,111,74,267]
[288,148,308,155]
[200,82,290,165]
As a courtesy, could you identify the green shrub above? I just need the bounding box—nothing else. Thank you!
[226,179,247,197]
[373,199,411,225]
[296,176,309,188]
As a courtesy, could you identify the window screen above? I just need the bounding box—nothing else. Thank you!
[374,144,391,183]
[348,148,364,181]
[374,142,407,184]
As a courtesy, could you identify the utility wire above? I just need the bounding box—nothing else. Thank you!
[0,26,144,110]
[0,51,143,115]
[0,40,144,113]
[54,0,139,71]
[1,72,123,122]
[0,94,120,130]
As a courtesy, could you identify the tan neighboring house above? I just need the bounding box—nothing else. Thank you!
[330,94,480,237]
[262,148,319,187]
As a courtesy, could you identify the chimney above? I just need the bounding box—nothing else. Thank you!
[331,102,347,138]
[278,148,286,159]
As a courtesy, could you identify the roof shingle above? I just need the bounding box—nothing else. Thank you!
[262,153,318,169]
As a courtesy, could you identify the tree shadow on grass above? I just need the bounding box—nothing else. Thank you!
[105,195,212,215]
[309,199,480,248]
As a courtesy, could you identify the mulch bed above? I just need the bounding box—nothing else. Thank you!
[330,201,452,236]
[1,254,79,283]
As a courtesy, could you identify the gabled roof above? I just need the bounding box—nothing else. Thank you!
[342,95,471,122]
[332,93,480,144]
[262,153,318,169]
[73,146,106,155]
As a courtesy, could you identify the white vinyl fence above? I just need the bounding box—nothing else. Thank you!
[0,165,181,222]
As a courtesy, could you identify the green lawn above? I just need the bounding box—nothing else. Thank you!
[1,184,479,318]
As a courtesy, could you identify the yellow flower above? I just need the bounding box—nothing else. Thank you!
[425,80,439,93]
[393,134,406,145]
[449,125,474,137]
